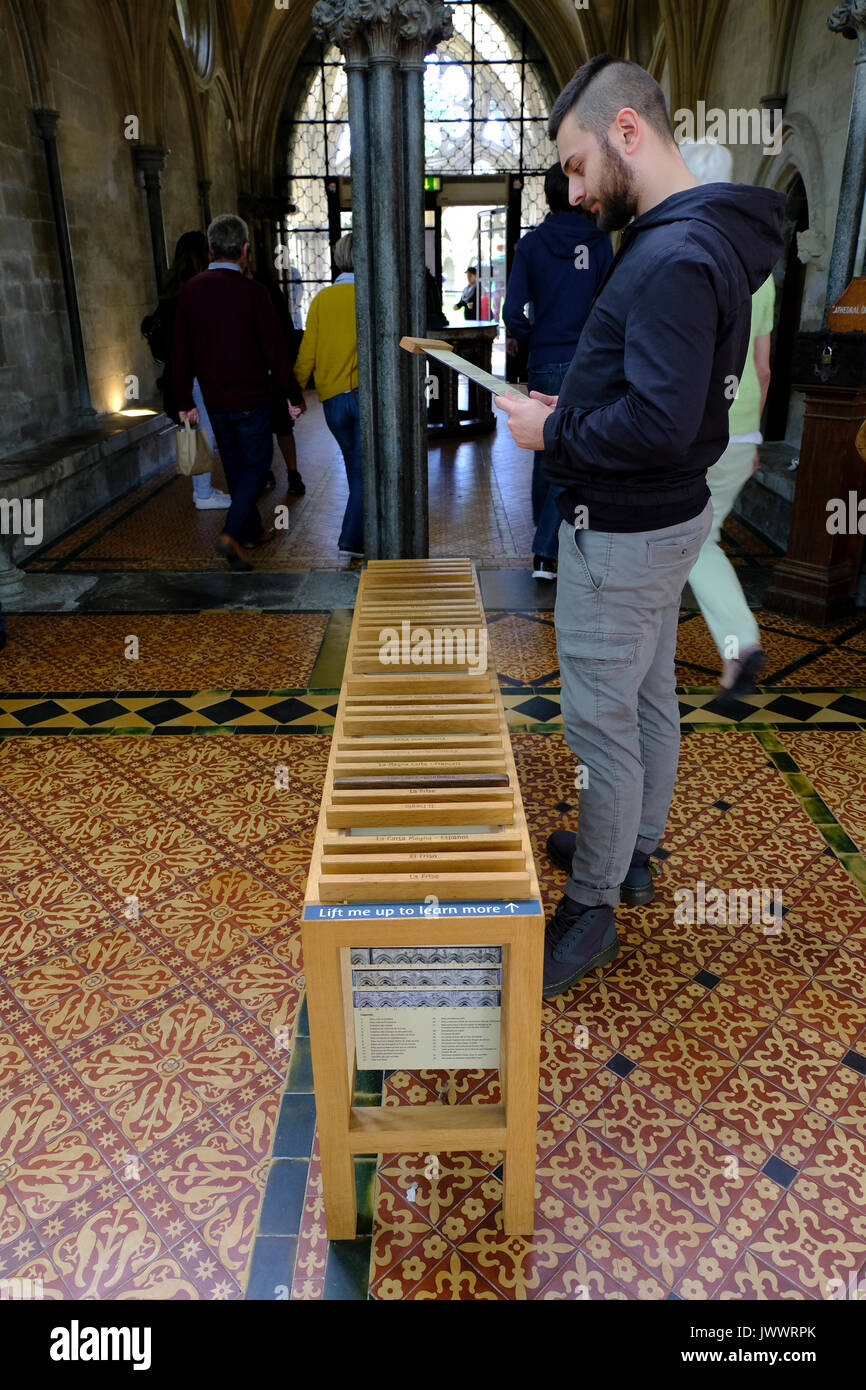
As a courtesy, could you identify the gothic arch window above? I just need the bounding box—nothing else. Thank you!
[175,0,215,84]
[282,0,557,320]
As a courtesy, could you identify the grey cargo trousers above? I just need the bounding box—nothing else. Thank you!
[554,502,713,908]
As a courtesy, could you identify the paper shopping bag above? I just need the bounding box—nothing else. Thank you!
[175,418,213,477]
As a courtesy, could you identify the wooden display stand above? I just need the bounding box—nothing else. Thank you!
[302,559,544,1239]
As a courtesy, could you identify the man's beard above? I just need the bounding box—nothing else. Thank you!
[589,136,638,233]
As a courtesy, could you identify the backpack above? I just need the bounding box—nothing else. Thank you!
[141,302,171,364]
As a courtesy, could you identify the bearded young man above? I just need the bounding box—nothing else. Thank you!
[495,55,785,999]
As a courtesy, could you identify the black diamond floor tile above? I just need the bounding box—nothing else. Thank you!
[10,700,67,726]
[762,694,820,722]
[74,699,130,727]
[607,1052,636,1079]
[263,697,317,723]
[694,969,721,989]
[761,1155,798,1188]
[198,697,256,724]
[842,1049,866,1076]
[702,694,757,722]
[133,698,195,725]
[829,694,866,719]
[512,695,560,722]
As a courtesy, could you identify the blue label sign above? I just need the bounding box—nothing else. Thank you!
[303,899,543,921]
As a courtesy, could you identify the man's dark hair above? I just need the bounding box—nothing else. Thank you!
[544,162,572,213]
[548,53,674,146]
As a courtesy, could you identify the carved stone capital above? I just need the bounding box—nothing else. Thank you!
[132,145,169,189]
[797,226,828,266]
[312,1,367,61]
[828,1,866,50]
[313,0,453,64]
[30,107,59,141]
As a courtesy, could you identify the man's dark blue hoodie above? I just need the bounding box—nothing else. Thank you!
[541,183,786,532]
[504,211,614,369]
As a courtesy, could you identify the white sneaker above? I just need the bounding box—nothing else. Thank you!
[194,489,232,509]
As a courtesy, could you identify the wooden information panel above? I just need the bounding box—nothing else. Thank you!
[302,559,544,1238]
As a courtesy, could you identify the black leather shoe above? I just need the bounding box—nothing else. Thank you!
[542,895,620,997]
[545,830,656,906]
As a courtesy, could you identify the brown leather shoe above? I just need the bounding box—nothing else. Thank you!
[215,533,253,572]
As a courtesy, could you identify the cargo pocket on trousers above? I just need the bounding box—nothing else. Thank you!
[557,628,638,672]
[646,530,704,569]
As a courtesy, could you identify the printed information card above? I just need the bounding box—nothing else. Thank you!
[354,1004,501,1069]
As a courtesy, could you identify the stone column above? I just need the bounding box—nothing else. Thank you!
[825,2,866,311]
[30,108,95,425]
[198,178,213,231]
[312,0,453,559]
[132,145,170,293]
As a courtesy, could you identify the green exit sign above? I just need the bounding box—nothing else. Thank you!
[424,176,442,191]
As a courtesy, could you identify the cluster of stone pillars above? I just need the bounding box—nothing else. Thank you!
[312,0,454,560]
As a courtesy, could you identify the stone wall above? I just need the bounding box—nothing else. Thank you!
[206,81,239,223]
[0,2,77,453]
[45,0,156,423]
[0,0,241,461]
[163,52,204,259]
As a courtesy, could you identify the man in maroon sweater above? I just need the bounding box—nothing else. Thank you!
[172,213,306,570]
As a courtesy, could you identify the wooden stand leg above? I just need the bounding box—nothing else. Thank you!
[302,926,357,1240]
[501,922,543,1234]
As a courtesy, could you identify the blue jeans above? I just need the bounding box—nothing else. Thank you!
[323,389,363,553]
[530,361,572,560]
[209,407,273,545]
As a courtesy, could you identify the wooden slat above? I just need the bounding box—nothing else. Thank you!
[317,871,532,902]
[346,1104,507,1152]
[320,850,526,872]
[324,799,514,828]
[332,773,509,790]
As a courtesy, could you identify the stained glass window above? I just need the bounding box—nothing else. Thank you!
[283,1,558,322]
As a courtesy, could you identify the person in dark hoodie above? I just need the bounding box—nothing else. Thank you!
[495,54,785,999]
[503,163,613,580]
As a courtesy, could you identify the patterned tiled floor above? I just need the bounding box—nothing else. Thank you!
[0,732,325,1298]
[2,600,866,1301]
[282,729,866,1302]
